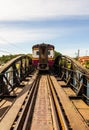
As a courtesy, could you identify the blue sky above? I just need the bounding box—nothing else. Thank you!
[0,0,89,57]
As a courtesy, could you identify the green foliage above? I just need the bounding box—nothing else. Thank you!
[27,54,32,57]
[85,61,89,69]
[74,57,78,61]
[54,51,61,59]
[0,54,32,65]
[0,54,20,64]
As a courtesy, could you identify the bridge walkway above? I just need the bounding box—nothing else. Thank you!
[0,72,89,130]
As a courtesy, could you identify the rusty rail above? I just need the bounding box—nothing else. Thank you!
[10,74,71,130]
[11,75,40,130]
[47,75,69,130]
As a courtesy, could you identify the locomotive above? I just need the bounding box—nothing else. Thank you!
[32,43,55,70]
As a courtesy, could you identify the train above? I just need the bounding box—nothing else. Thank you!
[32,43,55,70]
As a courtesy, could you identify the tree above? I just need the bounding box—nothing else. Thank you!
[54,51,61,59]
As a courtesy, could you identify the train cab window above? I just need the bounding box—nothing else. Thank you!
[36,51,39,55]
[48,50,50,55]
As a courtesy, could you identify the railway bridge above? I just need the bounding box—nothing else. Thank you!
[0,55,89,130]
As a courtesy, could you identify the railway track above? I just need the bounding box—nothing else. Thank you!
[0,73,88,130]
[9,75,69,130]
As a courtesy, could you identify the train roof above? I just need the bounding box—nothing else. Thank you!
[32,43,54,49]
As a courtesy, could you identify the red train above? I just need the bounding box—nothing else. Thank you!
[32,43,55,70]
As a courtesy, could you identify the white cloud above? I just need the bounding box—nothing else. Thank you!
[0,23,88,45]
[0,0,89,20]
[0,27,59,44]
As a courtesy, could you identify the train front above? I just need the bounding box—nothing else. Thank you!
[32,43,54,70]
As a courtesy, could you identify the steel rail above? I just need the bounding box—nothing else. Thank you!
[22,76,40,130]
[47,75,69,130]
[11,75,40,130]
[12,74,69,130]
[47,75,60,130]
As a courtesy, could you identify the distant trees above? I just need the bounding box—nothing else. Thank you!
[0,54,20,64]
[54,51,61,59]
[0,54,32,65]
[84,61,89,69]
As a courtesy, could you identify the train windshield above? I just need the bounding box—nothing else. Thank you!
[39,46,47,64]
[36,51,39,55]
[48,50,50,55]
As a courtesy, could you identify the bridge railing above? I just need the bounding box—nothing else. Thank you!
[0,55,33,97]
[54,55,89,104]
